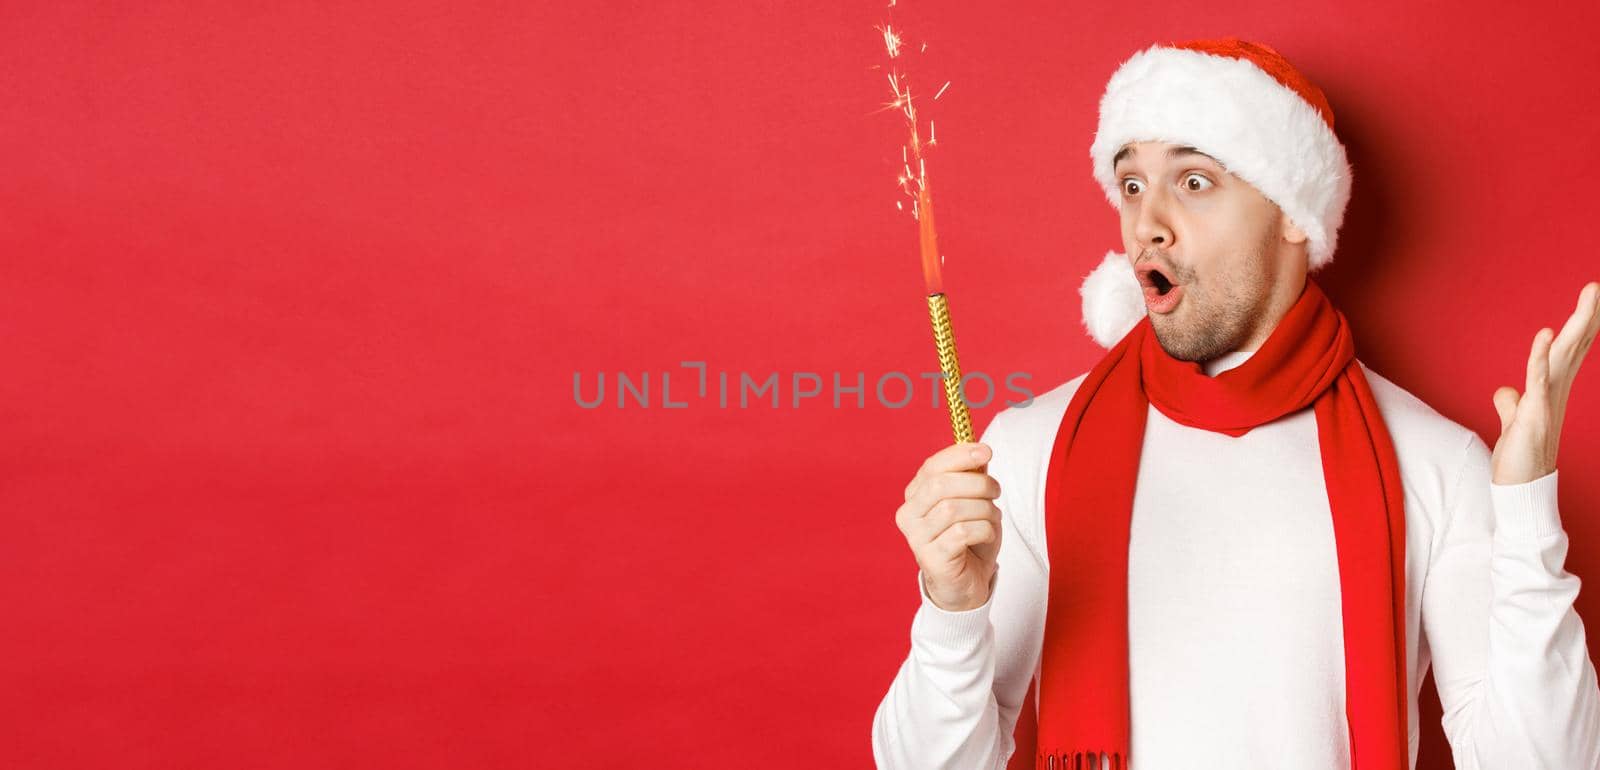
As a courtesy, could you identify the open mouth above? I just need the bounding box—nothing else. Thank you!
[1136,262,1179,295]
[1136,260,1185,314]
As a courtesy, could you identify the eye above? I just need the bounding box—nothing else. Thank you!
[1182,173,1214,192]
[1121,178,1143,196]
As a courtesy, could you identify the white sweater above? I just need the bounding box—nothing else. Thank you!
[872,351,1600,769]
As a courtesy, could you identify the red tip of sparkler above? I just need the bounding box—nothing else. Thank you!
[917,186,943,295]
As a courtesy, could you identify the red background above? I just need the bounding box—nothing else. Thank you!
[3,1,1598,768]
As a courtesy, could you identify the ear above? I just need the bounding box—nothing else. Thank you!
[1282,213,1309,245]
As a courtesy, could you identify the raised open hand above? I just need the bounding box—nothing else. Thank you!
[1490,282,1600,485]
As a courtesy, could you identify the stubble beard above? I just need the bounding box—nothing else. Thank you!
[1147,238,1275,364]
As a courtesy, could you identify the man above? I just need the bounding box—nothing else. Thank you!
[871,38,1600,769]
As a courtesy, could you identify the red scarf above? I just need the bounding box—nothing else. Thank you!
[1033,278,1408,769]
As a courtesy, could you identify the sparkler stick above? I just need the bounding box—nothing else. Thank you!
[878,7,973,444]
[919,182,974,443]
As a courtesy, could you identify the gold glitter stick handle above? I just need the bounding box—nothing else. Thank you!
[926,292,974,443]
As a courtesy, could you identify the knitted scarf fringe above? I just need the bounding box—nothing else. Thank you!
[1037,749,1127,769]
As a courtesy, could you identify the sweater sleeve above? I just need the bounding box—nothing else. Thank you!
[871,411,1050,770]
[1420,431,1600,769]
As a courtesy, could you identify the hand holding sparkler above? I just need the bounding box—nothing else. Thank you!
[895,442,1002,612]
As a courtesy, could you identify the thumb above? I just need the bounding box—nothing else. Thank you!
[1493,386,1521,434]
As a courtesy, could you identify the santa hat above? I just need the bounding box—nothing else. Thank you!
[1079,37,1353,347]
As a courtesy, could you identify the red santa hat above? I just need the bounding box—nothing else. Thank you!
[1079,37,1353,347]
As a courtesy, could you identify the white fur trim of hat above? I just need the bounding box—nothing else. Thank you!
[1079,38,1353,348]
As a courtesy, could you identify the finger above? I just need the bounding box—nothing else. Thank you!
[931,519,998,560]
[907,470,1001,516]
[1493,385,1520,434]
[1551,282,1600,374]
[1570,282,1600,379]
[1579,282,1600,381]
[1526,327,1554,400]
[909,442,991,495]
[918,498,1000,540]
[1585,281,1600,347]
[923,441,991,474]
[920,498,1005,581]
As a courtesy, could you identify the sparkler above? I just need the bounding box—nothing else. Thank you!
[877,5,973,444]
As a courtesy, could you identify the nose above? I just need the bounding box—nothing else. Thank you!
[1133,185,1175,250]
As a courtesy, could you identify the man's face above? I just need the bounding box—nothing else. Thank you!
[1113,140,1304,362]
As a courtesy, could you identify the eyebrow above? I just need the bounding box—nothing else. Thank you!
[1112,144,1224,171]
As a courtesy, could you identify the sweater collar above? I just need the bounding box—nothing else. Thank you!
[1202,349,1256,378]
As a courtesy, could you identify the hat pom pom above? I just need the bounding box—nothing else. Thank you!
[1079,250,1145,348]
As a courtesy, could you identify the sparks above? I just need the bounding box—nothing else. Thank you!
[878,23,903,58]
[876,2,953,253]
